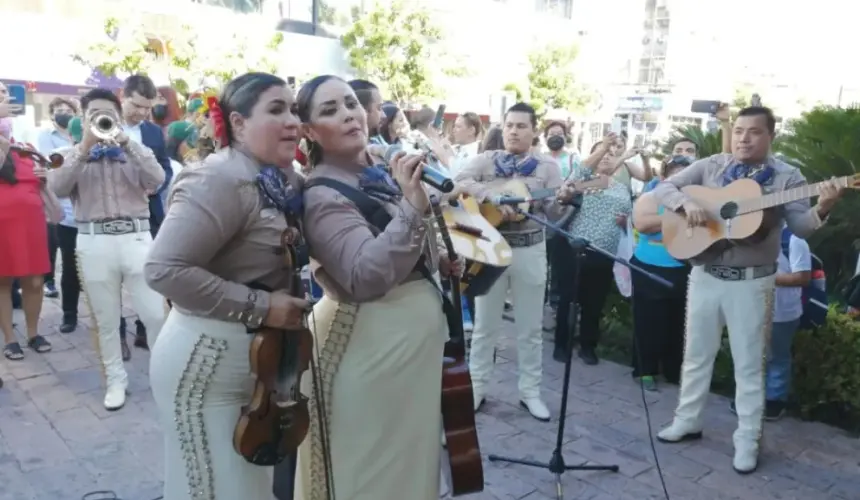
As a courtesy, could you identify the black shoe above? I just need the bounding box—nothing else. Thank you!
[578,347,598,365]
[730,400,785,421]
[134,320,149,350]
[764,400,786,421]
[44,282,59,298]
[59,319,77,334]
[121,336,131,361]
[553,346,569,363]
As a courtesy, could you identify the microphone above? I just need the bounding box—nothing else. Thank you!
[383,143,455,193]
[491,195,537,205]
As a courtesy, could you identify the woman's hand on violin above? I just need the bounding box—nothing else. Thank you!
[439,254,466,278]
[264,292,310,329]
[391,151,429,213]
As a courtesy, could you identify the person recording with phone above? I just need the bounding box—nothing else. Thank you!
[50,88,166,412]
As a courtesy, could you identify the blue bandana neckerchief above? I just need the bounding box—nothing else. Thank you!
[721,158,775,187]
[88,144,127,163]
[494,153,539,178]
[358,163,402,203]
[257,165,303,216]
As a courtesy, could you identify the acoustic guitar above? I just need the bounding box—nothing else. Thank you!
[478,177,611,227]
[429,197,485,496]
[441,196,512,296]
[661,175,860,260]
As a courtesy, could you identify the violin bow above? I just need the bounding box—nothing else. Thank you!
[299,218,336,500]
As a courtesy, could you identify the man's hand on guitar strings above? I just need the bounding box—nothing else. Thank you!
[497,204,517,221]
[680,200,709,227]
[439,254,466,278]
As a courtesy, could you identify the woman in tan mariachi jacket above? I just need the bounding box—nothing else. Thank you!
[294,75,462,500]
[144,72,308,500]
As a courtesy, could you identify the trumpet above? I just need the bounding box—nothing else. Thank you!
[9,144,64,169]
[89,110,121,141]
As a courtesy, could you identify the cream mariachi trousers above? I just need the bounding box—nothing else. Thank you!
[672,265,776,446]
[76,231,165,387]
[294,279,447,500]
[469,241,547,399]
[149,309,275,500]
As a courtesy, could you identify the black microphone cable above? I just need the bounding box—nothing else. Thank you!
[628,292,671,500]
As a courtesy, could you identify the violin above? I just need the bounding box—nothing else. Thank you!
[9,143,64,169]
[233,226,313,466]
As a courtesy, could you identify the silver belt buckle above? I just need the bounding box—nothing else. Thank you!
[103,220,134,235]
[709,265,741,281]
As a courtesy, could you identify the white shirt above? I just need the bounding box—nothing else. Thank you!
[122,122,143,145]
[774,234,812,322]
[449,141,479,176]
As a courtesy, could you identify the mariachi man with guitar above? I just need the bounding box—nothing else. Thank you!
[451,102,583,422]
[651,106,849,475]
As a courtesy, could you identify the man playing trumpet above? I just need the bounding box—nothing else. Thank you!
[50,88,166,411]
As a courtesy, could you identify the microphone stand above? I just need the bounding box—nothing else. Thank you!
[486,207,673,500]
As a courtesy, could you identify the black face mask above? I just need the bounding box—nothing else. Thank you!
[152,104,168,121]
[546,135,566,151]
[54,113,72,129]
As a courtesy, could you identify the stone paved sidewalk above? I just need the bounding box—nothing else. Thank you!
[1,298,859,500]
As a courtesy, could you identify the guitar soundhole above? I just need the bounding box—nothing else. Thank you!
[719,202,739,220]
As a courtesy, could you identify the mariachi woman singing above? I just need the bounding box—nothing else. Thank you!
[145,72,308,500]
[294,75,462,500]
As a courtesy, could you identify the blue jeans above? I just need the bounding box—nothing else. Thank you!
[766,318,801,402]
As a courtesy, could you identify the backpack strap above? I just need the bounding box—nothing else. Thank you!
[305,177,393,232]
[305,176,459,331]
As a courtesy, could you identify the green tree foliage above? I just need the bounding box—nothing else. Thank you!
[526,44,591,117]
[502,82,525,103]
[776,106,860,290]
[341,0,465,103]
[72,16,284,95]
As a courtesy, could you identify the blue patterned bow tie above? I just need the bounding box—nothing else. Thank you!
[722,162,775,187]
[494,153,539,178]
[358,164,402,201]
[87,145,127,163]
[257,166,303,215]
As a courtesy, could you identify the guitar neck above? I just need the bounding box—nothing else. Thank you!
[429,201,464,333]
[740,176,849,214]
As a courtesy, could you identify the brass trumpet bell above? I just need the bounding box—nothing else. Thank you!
[89,110,121,141]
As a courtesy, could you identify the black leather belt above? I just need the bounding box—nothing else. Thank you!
[503,230,545,248]
[704,263,777,281]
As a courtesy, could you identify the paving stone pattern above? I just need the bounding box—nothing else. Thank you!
[1,297,859,500]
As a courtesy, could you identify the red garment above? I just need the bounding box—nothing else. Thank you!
[0,144,50,277]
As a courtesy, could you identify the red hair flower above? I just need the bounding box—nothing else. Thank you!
[206,96,230,148]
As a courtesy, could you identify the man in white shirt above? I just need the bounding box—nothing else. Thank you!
[767,230,811,419]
